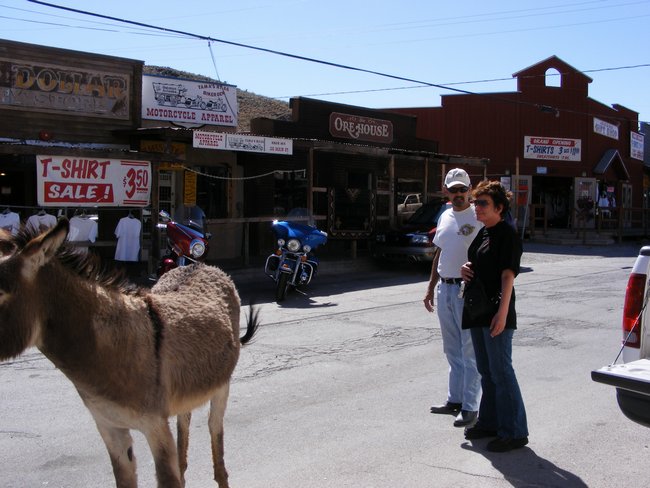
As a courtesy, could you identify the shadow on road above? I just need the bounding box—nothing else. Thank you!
[236,263,430,306]
[461,441,588,487]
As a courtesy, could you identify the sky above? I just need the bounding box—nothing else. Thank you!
[1,0,649,124]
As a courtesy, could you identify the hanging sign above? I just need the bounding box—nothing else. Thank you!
[36,155,151,207]
[193,131,293,155]
[523,136,581,161]
[631,132,644,160]
[593,117,619,140]
[183,170,197,206]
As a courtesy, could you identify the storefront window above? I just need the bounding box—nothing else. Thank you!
[273,169,307,216]
[195,165,229,219]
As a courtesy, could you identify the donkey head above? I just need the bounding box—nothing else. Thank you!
[0,218,70,360]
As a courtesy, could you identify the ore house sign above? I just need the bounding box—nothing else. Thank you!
[329,112,394,144]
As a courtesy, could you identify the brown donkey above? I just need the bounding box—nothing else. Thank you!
[0,218,259,488]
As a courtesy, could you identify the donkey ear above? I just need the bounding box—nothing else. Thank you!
[20,218,70,278]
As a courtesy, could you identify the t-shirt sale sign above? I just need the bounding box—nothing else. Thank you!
[36,155,151,207]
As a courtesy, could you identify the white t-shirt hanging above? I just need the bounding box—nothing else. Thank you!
[114,216,141,262]
[69,216,98,243]
[69,216,99,254]
[433,204,483,278]
[0,211,20,235]
[26,213,57,234]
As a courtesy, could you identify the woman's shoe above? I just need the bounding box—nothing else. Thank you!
[464,426,498,440]
[486,437,529,452]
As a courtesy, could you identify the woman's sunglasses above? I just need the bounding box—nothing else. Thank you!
[474,199,490,207]
[448,186,469,194]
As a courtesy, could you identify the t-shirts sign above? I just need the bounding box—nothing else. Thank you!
[36,155,151,207]
[523,136,581,161]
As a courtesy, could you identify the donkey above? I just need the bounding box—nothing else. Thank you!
[0,218,259,488]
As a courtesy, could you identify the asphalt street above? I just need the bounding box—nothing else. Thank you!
[0,241,648,487]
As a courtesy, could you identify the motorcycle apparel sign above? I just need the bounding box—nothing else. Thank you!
[36,155,151,207]
[142,74,238,128]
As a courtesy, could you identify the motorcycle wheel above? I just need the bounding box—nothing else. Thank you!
[276,273,290,302]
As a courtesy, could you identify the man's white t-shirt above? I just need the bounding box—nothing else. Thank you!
[432,204,483,278]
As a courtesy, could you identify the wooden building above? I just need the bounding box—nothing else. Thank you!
[245,97,488,257]
[389,56,646,234]
[0,39,150,262]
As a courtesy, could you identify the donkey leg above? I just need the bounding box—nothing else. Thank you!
[95,423,138,488]
[176,412,192,488]
[142,419,183,488]
[208,383,231,488]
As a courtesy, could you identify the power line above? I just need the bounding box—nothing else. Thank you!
[279,63,650,100]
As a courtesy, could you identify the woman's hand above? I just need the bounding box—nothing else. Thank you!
[490,311,507,337]
[490,269,516,337]
[460,262,474,282]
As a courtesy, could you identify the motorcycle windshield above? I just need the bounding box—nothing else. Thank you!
[273,221,328,249]
[172,222,206,240]
[173,205,206,233]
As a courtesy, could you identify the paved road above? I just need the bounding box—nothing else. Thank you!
[0,242,647,487]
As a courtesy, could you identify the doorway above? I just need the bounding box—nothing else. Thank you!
[532,176,573,228]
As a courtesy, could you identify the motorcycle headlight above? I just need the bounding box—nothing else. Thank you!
[410,234,430,245]
[287,239,301,252]
[190,239,206,258]
[303,244,312,253]
[277,238,286,247]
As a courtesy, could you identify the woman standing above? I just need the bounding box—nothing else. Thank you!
[460,180,528,452]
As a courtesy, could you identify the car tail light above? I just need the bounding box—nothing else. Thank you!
[622,273,646,348]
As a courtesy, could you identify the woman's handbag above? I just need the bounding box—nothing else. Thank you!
[462,278,500,321]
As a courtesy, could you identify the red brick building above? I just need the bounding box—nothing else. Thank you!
[389,56,645,231]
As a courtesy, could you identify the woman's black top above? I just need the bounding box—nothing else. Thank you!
[461,220,523,330]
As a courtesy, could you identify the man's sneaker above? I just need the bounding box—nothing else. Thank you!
[486,437,529,452]
[453,410,478,427]
[430,402,462,415]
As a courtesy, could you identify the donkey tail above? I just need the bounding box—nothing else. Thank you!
[240,302,260,345]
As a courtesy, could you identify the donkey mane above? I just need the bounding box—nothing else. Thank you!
[4,224,136,293]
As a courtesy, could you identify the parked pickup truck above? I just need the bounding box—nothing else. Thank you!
[592,246,650,428]
[397,193,423,215]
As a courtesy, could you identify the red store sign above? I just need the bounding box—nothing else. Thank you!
[36,155,151,207]
[329,112,393,144]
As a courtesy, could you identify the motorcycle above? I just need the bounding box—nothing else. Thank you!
[156,208,211,277]
[264,215,328,302]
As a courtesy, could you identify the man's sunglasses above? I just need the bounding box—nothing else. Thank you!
[448,186,469,194]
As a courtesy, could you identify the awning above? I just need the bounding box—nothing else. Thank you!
[593,149,630,180]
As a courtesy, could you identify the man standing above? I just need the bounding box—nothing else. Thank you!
[423,168,483,428]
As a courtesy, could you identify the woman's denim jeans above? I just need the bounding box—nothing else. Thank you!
[470,327,529,438]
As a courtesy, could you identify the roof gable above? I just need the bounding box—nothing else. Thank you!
[512,55,591,96]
